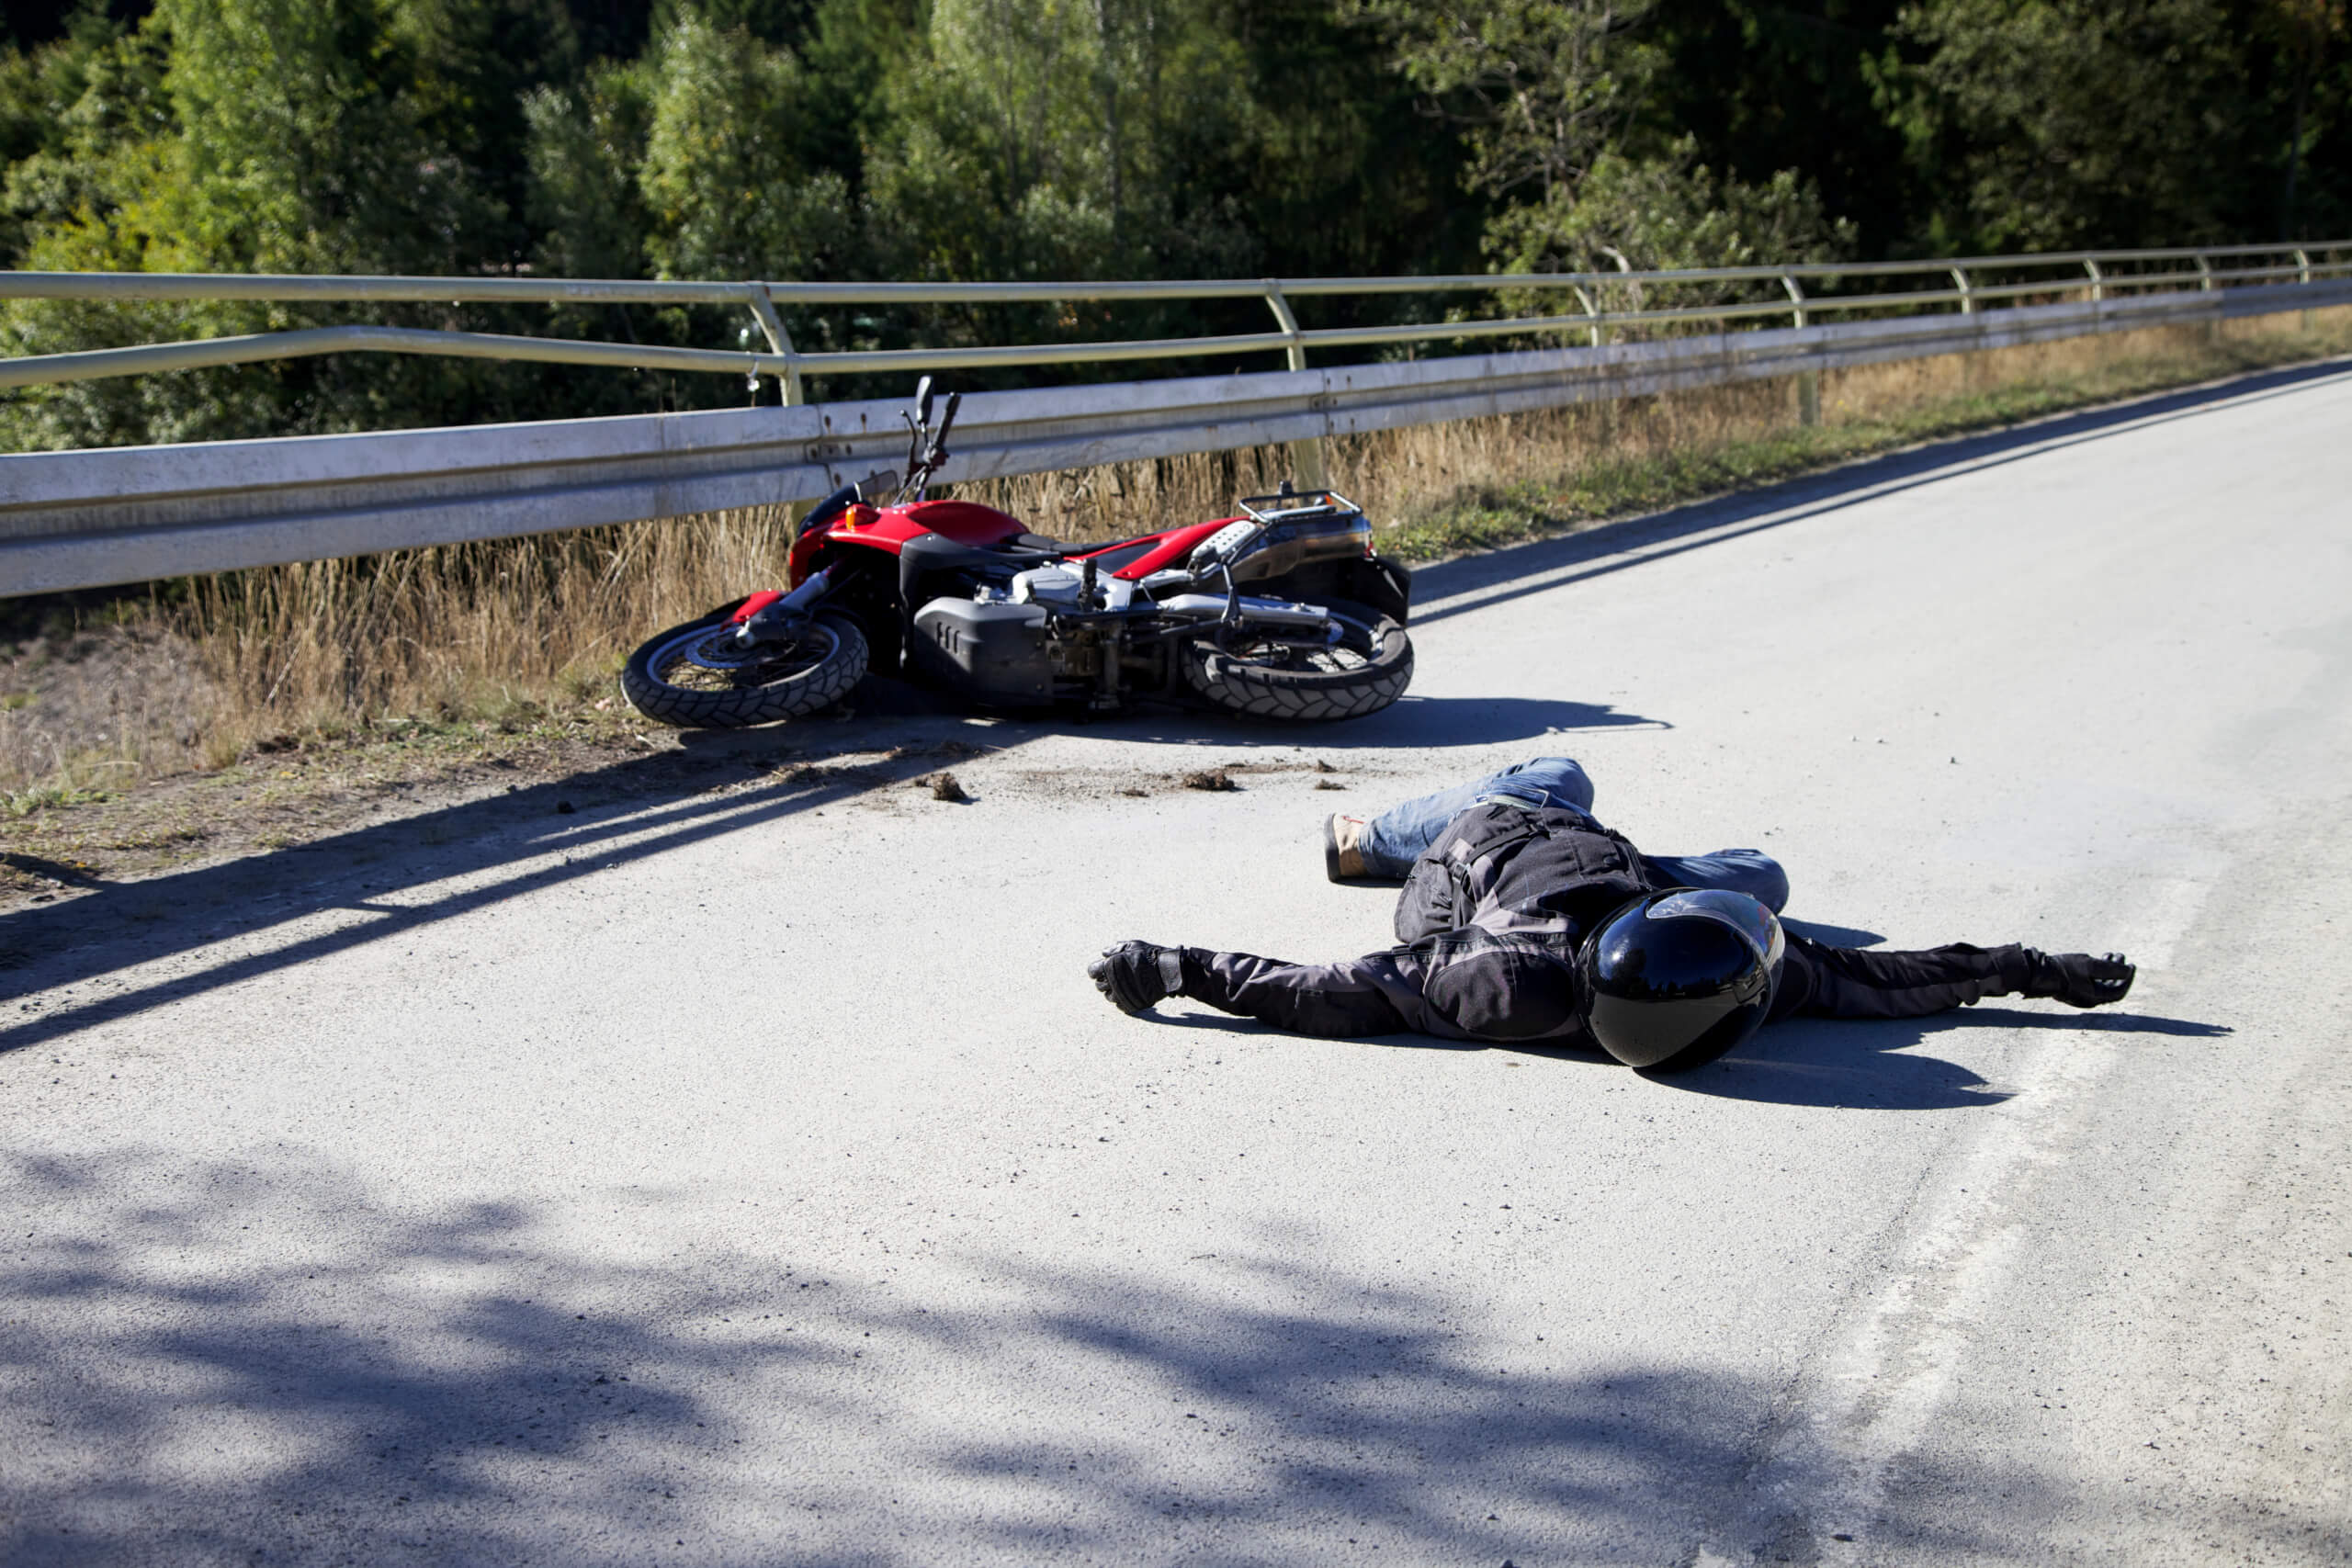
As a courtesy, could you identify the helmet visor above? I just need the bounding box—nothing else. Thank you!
[1645,888,1785,972]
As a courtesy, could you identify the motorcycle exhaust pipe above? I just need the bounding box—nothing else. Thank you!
[1155,592,1332,630]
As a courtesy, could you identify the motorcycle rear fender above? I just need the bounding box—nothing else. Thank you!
[1353,554,1414,625]
[1256,553,1413,626]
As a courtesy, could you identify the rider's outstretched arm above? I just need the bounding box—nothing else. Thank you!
[1179,949,1419,1038]
[1773,936,2134,1021]
[1090,941,1419,1037]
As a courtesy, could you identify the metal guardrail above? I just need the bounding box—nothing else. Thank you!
[3,242,2346,402]
[2,244,2349,597]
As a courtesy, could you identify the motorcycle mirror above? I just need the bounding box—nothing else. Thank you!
[913,375,934,431]
[936,389,962,442]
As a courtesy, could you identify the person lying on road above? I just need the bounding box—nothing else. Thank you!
[1088,774,2133,1070]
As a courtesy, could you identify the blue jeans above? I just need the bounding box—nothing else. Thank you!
[1357,756,1791,912]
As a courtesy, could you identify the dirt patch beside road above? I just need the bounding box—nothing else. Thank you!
[0,694,1388,913]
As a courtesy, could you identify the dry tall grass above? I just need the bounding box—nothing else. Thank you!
[971,311,2352,536]
[2,307,2345,800]
[0,509,796,798]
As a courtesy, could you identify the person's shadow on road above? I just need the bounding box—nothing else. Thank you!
[1668,1007,2233,1110]
[1138,1005,2231,1111]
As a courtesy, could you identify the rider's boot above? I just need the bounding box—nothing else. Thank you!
[1324,815,1372,882]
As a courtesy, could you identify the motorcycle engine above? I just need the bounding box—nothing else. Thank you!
[1006,561,1135,611]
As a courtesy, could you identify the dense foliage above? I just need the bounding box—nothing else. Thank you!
[1,0,2345,448]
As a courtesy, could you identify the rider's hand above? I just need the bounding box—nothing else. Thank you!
[1090,942,1182,1014]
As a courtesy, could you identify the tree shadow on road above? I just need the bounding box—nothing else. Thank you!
[0,1145,2161,1568]
[0,726,964,1055]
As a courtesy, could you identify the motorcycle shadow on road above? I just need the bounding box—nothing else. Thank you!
[839,671,1670,750]
[0,673,1664,1056]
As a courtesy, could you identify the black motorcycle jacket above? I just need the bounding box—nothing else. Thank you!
[1170,803,2044,1045]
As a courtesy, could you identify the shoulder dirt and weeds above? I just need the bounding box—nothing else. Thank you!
[0,706,650,904]
[4,310,2347,907]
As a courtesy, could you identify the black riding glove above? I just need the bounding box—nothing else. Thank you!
[1090,942,1187,1015]
[2018,950,2136,1008]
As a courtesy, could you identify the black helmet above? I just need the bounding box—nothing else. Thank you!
[1577,888,1786,1069]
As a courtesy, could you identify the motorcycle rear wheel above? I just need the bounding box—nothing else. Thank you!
[1181,599,1412,722]
[621,603,868,728]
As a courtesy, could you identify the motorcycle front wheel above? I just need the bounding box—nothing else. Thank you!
[1181,599,1412,722]
[620,603,869,728]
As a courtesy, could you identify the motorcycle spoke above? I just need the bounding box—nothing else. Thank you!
[651,626,836,692]
[1217,632,1373,678]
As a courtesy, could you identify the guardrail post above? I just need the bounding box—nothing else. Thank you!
[1781,274,1821,425]
[1781,274,1808,330]
[1262,281,1329,489]
[2192,254,2221,342]
[745,286,805,405]
[1950,266,1975,315]
[1571,283,1602,348]
[2084,258,2105,304]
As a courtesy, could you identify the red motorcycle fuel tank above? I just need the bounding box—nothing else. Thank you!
[787,498,1028,585]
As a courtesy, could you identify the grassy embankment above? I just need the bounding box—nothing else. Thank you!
[4,307,2347,826]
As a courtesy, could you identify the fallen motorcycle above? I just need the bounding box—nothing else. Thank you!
[620,379,1414,728]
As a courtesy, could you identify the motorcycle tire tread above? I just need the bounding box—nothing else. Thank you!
[1182,602,1413,723]
[621,606,869,728]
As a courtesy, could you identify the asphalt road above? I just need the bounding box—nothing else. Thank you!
[5,361,2348,1566]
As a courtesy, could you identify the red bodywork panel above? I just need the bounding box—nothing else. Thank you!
[1102,520,1235,581]
[786,498,1243,588]
[789,499,1021,584]
[727,589,786,624]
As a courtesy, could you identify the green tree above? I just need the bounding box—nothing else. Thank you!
[524,60,655,280]
[1487,136,1856,276]
[1895,0,2259,250]
[638,7,856,281]
[1,0,559,448]
[1645,1,1921,258]
[1365,0,1850,283]
[1365,0,1662,209]
[2267,0,2348,235]
[868,0,1257,281]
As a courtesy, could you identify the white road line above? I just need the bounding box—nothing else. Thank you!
[1703,873,2214,1561]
